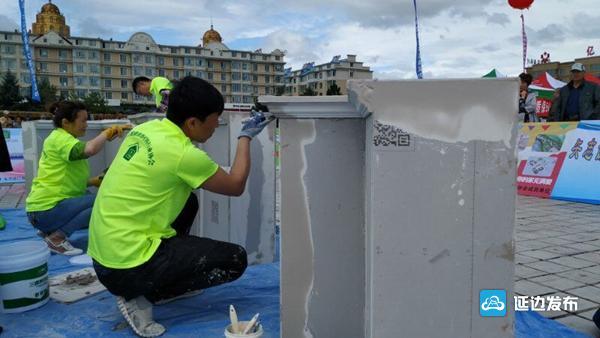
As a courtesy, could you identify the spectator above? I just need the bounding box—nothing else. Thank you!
[519,73,539,122]
[549,63,600,121]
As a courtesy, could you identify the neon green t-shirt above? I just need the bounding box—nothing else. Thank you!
[149,77,173,108]
[26,128,90,212]
[87,118,219,269]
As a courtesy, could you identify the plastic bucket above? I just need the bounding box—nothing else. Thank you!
[224,321,264,338]
[0,240,50,313]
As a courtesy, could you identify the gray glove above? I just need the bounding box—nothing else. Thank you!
[238,110,274,139]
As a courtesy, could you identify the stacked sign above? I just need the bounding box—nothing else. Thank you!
[517,121,600,204]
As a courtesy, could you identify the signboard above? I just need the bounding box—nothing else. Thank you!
[0,128,25,183]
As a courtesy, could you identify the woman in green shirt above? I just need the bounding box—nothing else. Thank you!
[26,101,128,255]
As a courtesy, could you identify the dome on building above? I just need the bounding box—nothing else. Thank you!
[202,25,223,46]
[32,1,70,38]
[41,1,60,14]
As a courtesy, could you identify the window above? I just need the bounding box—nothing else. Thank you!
[2,45,15,54]
[207,60,212,68]
[185,48,191,54]
[196,71,203,78]
[184,57,192,66]
[20,73,31,84]
[262,55,267,61]
[120,67,128,76]
[39,62,48,71]
[253,64,258,71]
[105,92,112,99]
[74,49,86,59]
[89,40,97,47]
[265,75,270,84]
[3,34,12,41]
[185,70,193,76]
[75,76,86,86]
[242,73,250,81]
[133,66,142,76]
[171,48,177,54]
[275,76,281,83]
[104,53,111,62]
[89,64,99,73]
[173,70,180,78]
[145,67,154,76]
[88,51,98,59]
[232,84,241,92]
[120,54,127,63]
[158,69,165,77]
[158,56,165,65]
[89,77,100,87]
[253,75,258,82]
[39,49,48,57]
[233,95,241,103]
[332,70,336,76]
[208,72,213,80]
[221,84,227,93]
[173,58,180,66]
[145,55,154,64]
[197,58,203,67]
[76,89,87,98]
[133,54,142,64]
[265,64,270,72]
[221,62,225,70]
[243,96,252,103]
[221,73,226,81]
[242,63,248,71]
[265,87,270,95]
[232,73,241,81]
[60,76,68,87]
[121,92,128,100]
[59,63,68,73]
[350,71,354,78]
[241,52,247,58]
[104,66,111,75]
[232,51,237,57]
[121,79,128,88]
[59,49,69,59]
[232,62,240,70]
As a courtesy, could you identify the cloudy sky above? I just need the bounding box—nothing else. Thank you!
[1,0,599,79]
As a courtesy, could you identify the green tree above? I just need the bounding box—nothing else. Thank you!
[0,71,22,109]
[275,85,286,96]
[300,87,317,96]
[83,92,110,114]
[37,77,58,106]
[326,83,342,95]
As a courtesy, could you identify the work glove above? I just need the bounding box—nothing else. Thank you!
[102,124,133,141]
[88,175,103,188]
[238,110,274,139]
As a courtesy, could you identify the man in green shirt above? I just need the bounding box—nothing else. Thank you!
[132,76,173,113]
[89,76,272,337]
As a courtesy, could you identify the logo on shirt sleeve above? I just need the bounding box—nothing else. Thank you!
[123,143,139,161]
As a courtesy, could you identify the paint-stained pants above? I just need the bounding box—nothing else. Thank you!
[92,193,248,303]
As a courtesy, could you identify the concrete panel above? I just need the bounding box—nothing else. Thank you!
[350,79,517,338]
[279,119,365,338]
[228,112,277,264]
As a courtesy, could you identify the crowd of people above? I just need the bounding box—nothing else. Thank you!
[518,62,600,122]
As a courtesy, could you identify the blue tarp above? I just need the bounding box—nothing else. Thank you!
[0,208,593,337]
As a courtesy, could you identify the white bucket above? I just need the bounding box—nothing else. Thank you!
[0,240,50,313]
[224,321,264,338]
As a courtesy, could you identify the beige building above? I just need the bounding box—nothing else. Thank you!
[0,1,285,106]
[527,55,600,82]
[284,55,373,96]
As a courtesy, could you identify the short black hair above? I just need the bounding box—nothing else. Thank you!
[49,101,87,128]
[519,73,533,86]
[167,76,224,125]
[132,76,151,94]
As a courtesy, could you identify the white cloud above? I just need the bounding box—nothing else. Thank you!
[4,0,600,79]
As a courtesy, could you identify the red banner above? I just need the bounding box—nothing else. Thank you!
[535,98,552,118]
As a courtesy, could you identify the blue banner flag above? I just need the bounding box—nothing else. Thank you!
[413,0,423,79]
[19,0,41,102]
